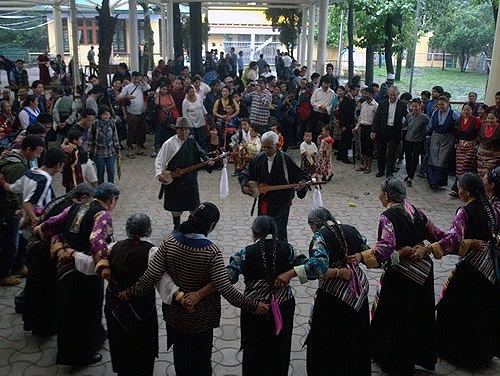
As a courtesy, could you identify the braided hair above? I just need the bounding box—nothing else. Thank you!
[251,215,278,279]
[178,202,220,236]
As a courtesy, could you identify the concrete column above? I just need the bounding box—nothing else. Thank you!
[485,5,500,104]
[160,4,167,58]
[299,6,308,66]
[128,0,139,71]
[316,0,329,75]
[52,3,64,57]
[69,0,80,88]
[166,0,174,58]
[307,4,316,73]
[250,33,255,60]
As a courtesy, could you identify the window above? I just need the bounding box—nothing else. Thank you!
[427,47,444,61]
[63,29,69,52]
[138,20,146,44]
[78,30,83,44]
[87,30,93,44]
[86,19,93,26]
[112,20,126,52]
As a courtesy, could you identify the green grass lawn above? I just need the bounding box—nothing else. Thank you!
[368,66,489,103]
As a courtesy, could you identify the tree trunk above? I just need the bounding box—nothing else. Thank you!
[96,0,117,87]
[347,0,354,81]
[365,43,374,85]
[384,14,394,76]
[406,46,413,69]
[139,2,154,73]
[492,0,498,25]
[378,50,382,68]
[173,3,183,57]
[442,49,446,70]
[395,51,403,81]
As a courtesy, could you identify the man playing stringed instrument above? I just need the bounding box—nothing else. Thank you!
[155,117,214,230]
[240,131,308,241]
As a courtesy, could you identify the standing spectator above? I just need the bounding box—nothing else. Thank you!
[37,51,50,86]
[337,84,359,164]
[0,55,16,86]
[355,86,378,173]
[12,88,28,115]
[468,91,481,116]
[420,90,431,112]
[256,54,268,75]
[425,85,443,117]
[32,80,47,113]
[477,111,500,177]
[87,46,96,75]
[87,105,120,184]
[193,76,209,102]
[204,80,221,123]
[153,84,177,156]
[228,47,238,76]
[12,59,29,91]
[62,128,84,193]
[276,91,297,151]
[170,77,185,116]
[403,99,429,186]
[310,77,335,144]
[247,61,258,84]
[485,91,500,120]
[275,50,284,78]
[0,135,45,286]
[322,63,340,92]
[86,86,102,114]
[18,95,41,131]
[217,52,232,80]
[119,71,150,158]
[244,77,272,134]
[183,85,208,147]
[112,63,131,83]
[297,83,314,143]
[0,101,15,150]
[426,95,459,189]
[53,86,77,145]
[172,53,184,76]
[316,123,334,181]
[371,86,408,178]
[237,50,244,78]
[107,79,126,147]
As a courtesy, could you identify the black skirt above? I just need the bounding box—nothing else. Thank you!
[241,297,295,376]
[436,261,498,368]
[22,239,57,336]
[370,266,436,374]
[55,271,106,365]
[104,294,158,376]
[306,289,371,376]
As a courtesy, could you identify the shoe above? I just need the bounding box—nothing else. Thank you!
[11,266,28,278]
[417,172,426,178]
[355,167,365,172]
[342,159,352,164]
[87,353,102,365]
[386,173,394,178]
[407,180,412,187]
[376,172,384,177]
[404,176,409,182]
[430,184,439,190]
[150,152,157,158]
[363,169,371,174]
[449,190,458,197]
[231,171,239,176]
[0,276,22,286]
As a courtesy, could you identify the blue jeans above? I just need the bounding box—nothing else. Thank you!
[94,156,116,185]
[0,216,20,278]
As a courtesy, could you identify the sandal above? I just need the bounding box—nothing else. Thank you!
[355,167,365,172]
[363,169,371,174]
[127,153,136,159]
[136,151,145,156]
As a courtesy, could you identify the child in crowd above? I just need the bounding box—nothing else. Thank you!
[62,128,84,192]
[220,104,240,148]
[316,122,334,181]
[205,125,224,169]
[231,119,260,176]
[270,124,284,150]
[300,130,318,179]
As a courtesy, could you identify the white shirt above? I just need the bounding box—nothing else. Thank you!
[310,87,336,115]
[120,82,151,115]
[358,99,379,126]
[387,100,397,126]
[282,55,292,67]
[182,97,207,128]
[267,153,276,173]
[9,168,53,208]
[247,69,258,82]
[18,107,40,130]
[155,135,185,178]
[194,82,210,101]
[300,141,318,156]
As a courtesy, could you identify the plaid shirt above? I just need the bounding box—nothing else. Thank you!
[87,119,120,158]
[13,68,29,87]
[245,90,271,126]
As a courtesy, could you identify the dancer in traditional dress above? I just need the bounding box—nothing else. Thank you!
[477,111,500,177]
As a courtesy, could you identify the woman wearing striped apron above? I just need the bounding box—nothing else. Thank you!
[450,102,482,197]
[477,111,500,177]
[349,178,442,374]
[414,172,498,368]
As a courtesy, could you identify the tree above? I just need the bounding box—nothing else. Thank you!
[347,0,355,81]
[96,0,118,86]
[264,9,302,57]
[0,12,48,50]
[429,0,495,71]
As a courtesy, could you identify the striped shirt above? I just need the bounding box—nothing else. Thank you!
[127,232,259,333]
[245,90,272,126]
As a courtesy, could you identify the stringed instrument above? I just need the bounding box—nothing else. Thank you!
[246,179,325,199]
[160,152,227,185]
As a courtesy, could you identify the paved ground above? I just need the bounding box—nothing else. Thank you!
[1,136,500,375]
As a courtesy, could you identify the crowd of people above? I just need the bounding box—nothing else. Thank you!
[0,48,499,376]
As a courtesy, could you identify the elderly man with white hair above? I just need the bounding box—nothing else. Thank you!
[370,86,408,178]
[239,131,308,241]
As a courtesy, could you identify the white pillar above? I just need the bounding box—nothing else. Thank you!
[160,4,167,59]
[250,33,255,60]
[307,4,316,73]
[52,3,64,57]
[485,5,500,104]
[129,0,139,71]
[166,0,174,59]
[316,0,329,75]
[299,6,308,66]
[337,10,344,77]
[69,0,79,88]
